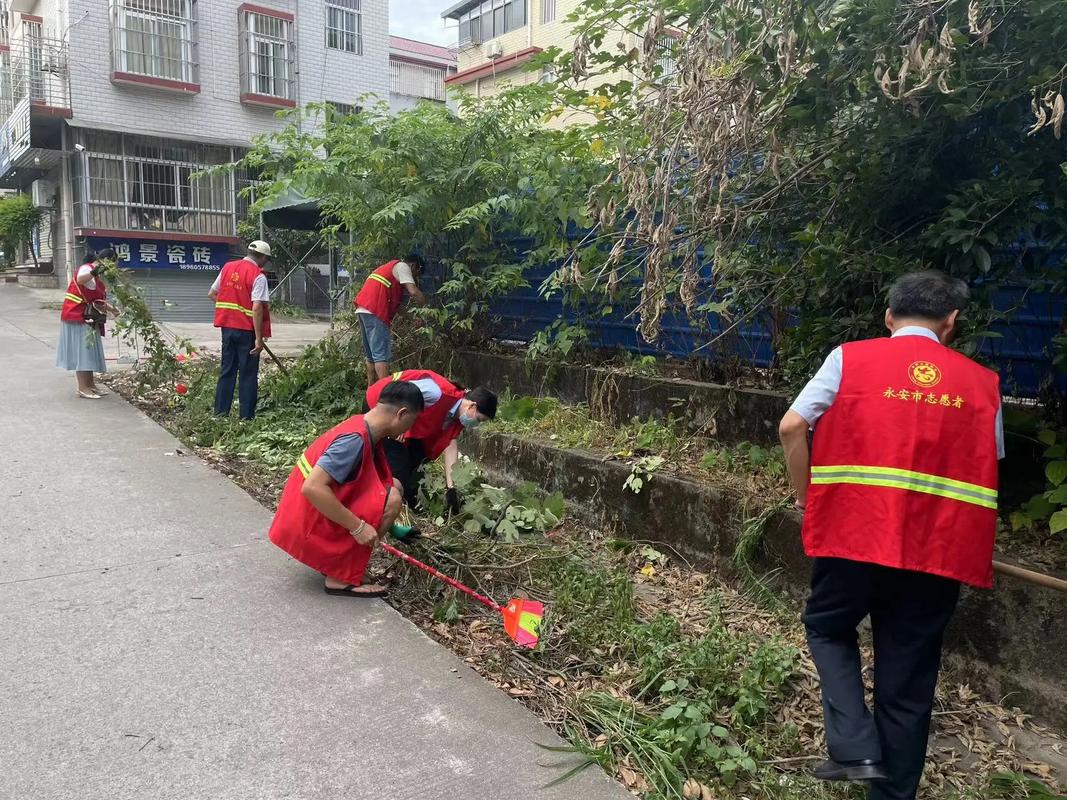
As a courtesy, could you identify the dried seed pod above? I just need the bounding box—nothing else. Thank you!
[880,67,895,96]
[979,18,992,46]
[1028,102,1048,136]
[938,21,956,51]
[968,0,981,34]
[897,52,911,97]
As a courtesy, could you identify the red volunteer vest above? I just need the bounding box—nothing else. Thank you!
[803,335,1000,588]
[366,369,465,460]
[268,416,393,586]
[213,258,272,339]
[354,260,406,325]
[60,267,107,325]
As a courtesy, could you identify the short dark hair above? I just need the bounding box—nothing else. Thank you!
[467,386,497,419]
[377,380,425,413]
[403,253,423,269]
[887,271,969,322]
[90,247,116,262]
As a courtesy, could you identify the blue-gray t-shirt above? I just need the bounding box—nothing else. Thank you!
[316,433,369,484]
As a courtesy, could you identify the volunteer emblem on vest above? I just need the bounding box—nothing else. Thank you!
[908,360,942,388]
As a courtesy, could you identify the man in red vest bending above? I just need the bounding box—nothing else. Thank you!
[366,369,497,519]
[209,240,273,420]
[354,255,427,385]
[778,271,1003,800]
[269,380,425,598]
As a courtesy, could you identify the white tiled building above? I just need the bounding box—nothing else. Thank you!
[0,0,394,318]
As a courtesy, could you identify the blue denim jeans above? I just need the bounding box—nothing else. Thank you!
[357,312,393,363]
[214,327,260,420]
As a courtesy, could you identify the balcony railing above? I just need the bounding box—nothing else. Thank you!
[0,37,71,120]
[390,60,447,102]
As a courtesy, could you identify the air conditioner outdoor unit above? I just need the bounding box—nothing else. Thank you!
[31,179,55,208]
[484,40,503,59]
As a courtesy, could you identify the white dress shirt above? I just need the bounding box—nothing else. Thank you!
[790,326,1005,459]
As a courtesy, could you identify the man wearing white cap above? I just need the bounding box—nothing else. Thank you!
[208,240,273,419]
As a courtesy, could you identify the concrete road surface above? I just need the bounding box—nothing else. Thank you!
[0,283,628,800]
[17,284,331,358]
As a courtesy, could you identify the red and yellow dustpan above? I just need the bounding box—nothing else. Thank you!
[381,542,545,649]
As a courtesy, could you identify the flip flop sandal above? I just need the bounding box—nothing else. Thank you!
[323,583,389,599]
[361,570,394,585]
[323,571,393,585]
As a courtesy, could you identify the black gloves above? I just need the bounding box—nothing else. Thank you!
[445,487,461,515]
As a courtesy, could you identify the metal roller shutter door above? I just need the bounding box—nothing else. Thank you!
[130,271,217,323]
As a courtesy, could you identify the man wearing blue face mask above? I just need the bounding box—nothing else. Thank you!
[366,370,497,522]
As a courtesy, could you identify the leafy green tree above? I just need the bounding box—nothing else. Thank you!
[0,194,42,269]
[236,96,607,346]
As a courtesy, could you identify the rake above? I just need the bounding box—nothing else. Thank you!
[380,542,544,648]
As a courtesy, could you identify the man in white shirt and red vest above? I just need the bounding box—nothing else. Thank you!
[354,255,427,385]
[209,240,273,420]
[779,271,1003,800]
[366,369,497,519]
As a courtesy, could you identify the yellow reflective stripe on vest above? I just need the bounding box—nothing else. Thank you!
[65,293,84,304]
[215,301,254,317]
[296,453,314,479]
[391,371,403,381]
[810,465,997,510]
[369,273,392,288]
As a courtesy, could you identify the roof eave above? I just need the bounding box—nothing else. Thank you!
[441,0,478,20]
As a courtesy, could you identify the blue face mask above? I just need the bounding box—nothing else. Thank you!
[459,412,481,429]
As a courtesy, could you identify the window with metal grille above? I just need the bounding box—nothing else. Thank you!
[327,100,360,115]
[656,34,677,80]
[457,0,526,45]
[326,0,361,54]
[71,130,246,238]
[240,10,295,100]
[540,0,555,24]
[110,0,198,84]
[390,61,446,102]
[0,3,9,48]
[24,19,44,101]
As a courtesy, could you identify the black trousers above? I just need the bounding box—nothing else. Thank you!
[803,558,961,800]
[382,438,427,509]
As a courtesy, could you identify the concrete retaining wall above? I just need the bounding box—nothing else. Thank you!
[465,430,1067,731]
[445,349,790,445]
[18,274,60,289]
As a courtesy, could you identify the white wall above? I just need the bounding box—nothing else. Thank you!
[63,0,390,146]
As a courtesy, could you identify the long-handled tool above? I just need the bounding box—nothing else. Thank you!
[262,343,290,376]
[380,542,544,648]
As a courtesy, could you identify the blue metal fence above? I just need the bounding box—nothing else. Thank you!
[426,239,1065,400]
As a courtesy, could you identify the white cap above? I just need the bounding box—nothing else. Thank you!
[248,240,272,257]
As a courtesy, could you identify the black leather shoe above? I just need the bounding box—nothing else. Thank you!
[812,759,888,782]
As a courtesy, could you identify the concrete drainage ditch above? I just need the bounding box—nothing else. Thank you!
[465,428,1067,732]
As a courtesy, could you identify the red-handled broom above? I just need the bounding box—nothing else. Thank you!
[380,542,544,649]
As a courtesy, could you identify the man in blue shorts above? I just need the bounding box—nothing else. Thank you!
[353,255,427,385]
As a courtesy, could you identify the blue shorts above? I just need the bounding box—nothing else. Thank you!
[358,312,392,363]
